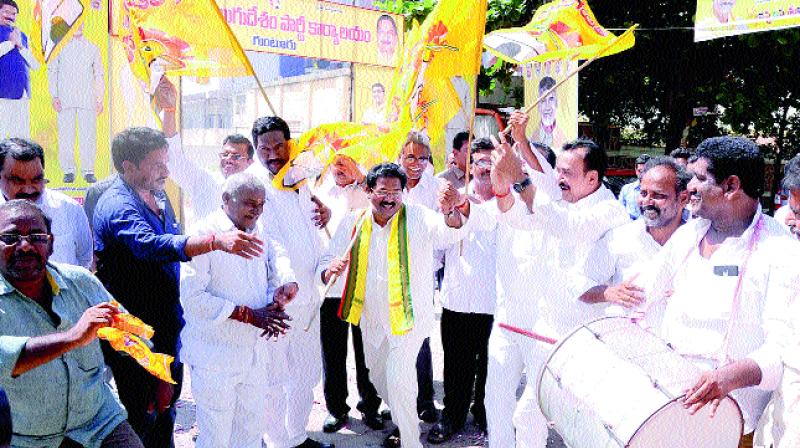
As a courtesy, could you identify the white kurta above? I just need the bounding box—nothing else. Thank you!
[246,161,325,447]
[166,136,224,221]
[319,204,490,448]
[636,208,799,433]
[179,210,296,448]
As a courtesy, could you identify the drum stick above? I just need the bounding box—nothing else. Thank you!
[304,210,368,331]
[498,323,558,345]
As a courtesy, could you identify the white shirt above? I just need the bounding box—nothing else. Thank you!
[583,218,663,287]
[636,208,799,432]
[440,198,497,315]
[247,162,325,325]
[405,170,444,211]
[0,189,92,268]
[319,204,493,345]
[47,37,103,109]
[179,209,296,369]
[166,136,224,221]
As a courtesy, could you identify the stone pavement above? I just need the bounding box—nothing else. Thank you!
[173,304,566,447]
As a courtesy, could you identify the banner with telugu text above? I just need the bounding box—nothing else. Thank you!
[523,60,578,153]
[214,0,403,68]
[695,0,800,42]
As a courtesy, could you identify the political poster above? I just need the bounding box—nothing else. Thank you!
[695,0,800,42]
[523,60,579,153]
[353,63,393,126]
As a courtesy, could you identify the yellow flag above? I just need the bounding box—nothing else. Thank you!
[114,0,253,89]
[31,0,88,64]
[484,0,636,65]
[385,0,489,171]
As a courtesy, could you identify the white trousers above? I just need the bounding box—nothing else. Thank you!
[191,361,275,448]
[485,325,550,448]
[362,327,426,448]
[0,98,30,139]
[776,364,800,448]
[263,315,322,448]
[57,107,97,174]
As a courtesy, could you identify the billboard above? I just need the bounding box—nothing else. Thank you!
[695,0,800,42]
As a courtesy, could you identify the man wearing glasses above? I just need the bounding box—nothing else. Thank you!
[0,138,92,269]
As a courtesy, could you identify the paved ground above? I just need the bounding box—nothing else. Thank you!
[173,304,566,447]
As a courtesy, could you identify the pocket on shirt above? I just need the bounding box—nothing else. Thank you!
[72,342,104,373]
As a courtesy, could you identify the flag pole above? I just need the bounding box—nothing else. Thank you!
[502,25,637,136]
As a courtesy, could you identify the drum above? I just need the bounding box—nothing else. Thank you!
[537,317,743,448]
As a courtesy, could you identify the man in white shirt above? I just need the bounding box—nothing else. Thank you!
[319,163,487,448]
[398,131,443,424]
[247,116,333,448]
[579,156,690,312]
[428,138,497,444]
[48,23,103,184]
[180,172,298,448]
[0,138,92,268]
[633,136,799,448]
[485,111,629,447]
[313,155,385,433]
[774,154,799,239]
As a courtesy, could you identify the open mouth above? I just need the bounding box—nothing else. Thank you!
[379,201,396,211]
[559,183,570,191]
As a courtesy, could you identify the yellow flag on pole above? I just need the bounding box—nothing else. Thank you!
[483,0,635,65]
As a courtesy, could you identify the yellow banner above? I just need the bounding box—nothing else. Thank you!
[523,60,578,153]
[353,64,393,126]
[216,0,403,68]
[695,0,800,42]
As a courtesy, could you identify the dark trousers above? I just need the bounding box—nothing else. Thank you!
[440,308,493,428]
[320,298,382,417]
[416,338,435,412]
[60,421,144,448]
[103,346,184,448]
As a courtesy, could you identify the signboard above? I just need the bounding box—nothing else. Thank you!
[695,0,800,42]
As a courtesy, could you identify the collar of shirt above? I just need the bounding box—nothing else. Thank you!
[208,208,259,234]
[690,204,763,252]
[0,264,66,297]
[570,184,617,210]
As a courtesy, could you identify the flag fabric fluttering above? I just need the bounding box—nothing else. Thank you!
[483,0,635,65]
[31,0,88,64]
[113,0,253,91]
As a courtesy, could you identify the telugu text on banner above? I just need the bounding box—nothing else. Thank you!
[694,0,800,42]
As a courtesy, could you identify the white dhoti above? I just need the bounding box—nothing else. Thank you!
[263,308,322,448]
[485,326,550,448]
[0,98,30,139]
[57,107,97,174]
[361,323,426,448]
[776,364,800,448]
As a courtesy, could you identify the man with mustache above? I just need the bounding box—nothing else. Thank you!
[93,126,264,447]
[0,199,143,447]
[428,138,498,443]
[180,172,298,448]
[483,110,628,447]
[579,156,690,312]
[246,116,334,448]
[633,136,799,448]
[774,154,799,239]
[0,138,92,269]
[0,0,38,139]
[315,155,386,434]
[318,163,488,448]
[437,132,470,190]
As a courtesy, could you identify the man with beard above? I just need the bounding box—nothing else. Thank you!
[0,199,143,447]
[246,116,334,448]
[618,153,651,220]
[180,172,298,448]
[483,110,629,447]
[318,163,488,448]
[93,127,264,447]
[579,156,690,312]
[774,154,799,239]
[314,155,385,434]
[428,138,498,443]
[0,138,92,269]
[633,137,799,448]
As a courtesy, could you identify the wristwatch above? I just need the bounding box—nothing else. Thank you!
[513,176,532,193]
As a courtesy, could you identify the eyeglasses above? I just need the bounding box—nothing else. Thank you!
[4,176,48,187]
[402,155,430,165]
[0,233,51,246]
[372,190,403,199]
[473,159,493,169]
[219,152,245,161]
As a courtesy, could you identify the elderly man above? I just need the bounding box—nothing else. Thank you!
[437,132,470,190]
[319,163,488,448]
[247,116,333,448]
[775,154,799,239]
[579,156,690,312]
[618,153,652,220]
[94,127,263,447]
[0,199,143,447]
[0,138,92,269]
[634,137,799,448]
[483,110,629,447]
[180,172,299,448]
[428,138,498,444]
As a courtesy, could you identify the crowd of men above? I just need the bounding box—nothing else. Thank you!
[0,73,799,448]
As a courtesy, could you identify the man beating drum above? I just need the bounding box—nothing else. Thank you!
[631,137,800,447]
